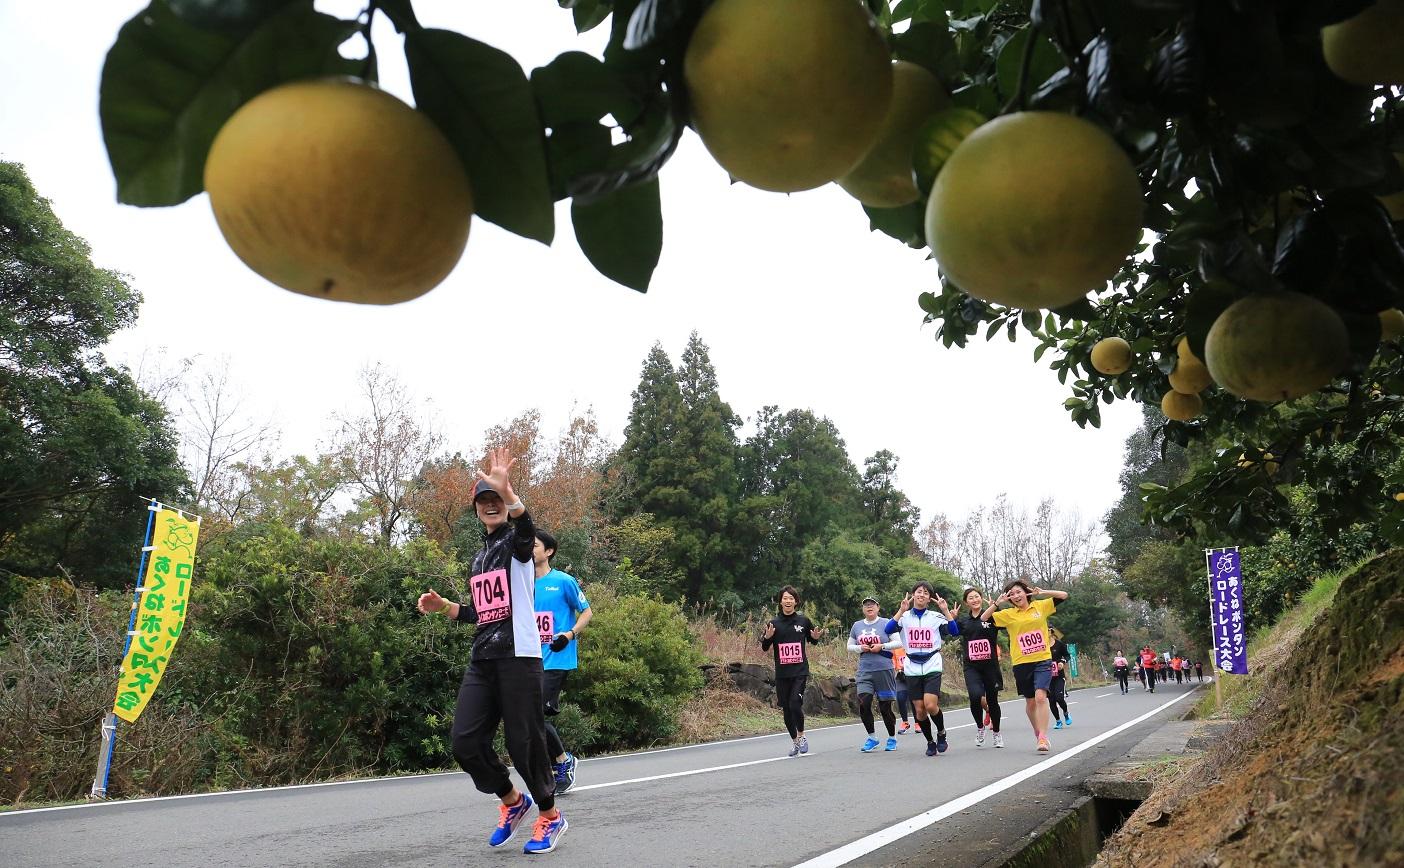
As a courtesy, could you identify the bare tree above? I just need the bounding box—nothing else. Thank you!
[333,364,442,546]
[177,356,276,513]
[945,493,1102,597]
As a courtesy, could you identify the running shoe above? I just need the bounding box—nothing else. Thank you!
[925,740,938,757]
[798,736,810,755]
[1053,719,1063,730]
[983,710,992,728]
[787,741,800,758]
[993,732,1005,749]
[1064,716,1072,727]
[553,752,577,794]
[885,737,898,751]
[936,732,948,754]
[522,811,568,855]
[489,793,534,848]
[861,737,880,753]
[1037,735,1051,753]
[898,721,911,734]
[975,727,985,747]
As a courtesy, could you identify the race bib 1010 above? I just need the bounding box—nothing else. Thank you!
[907,626,935,651]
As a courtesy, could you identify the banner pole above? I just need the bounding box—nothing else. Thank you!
[90,499,160,799]
[1206,547,1223,713]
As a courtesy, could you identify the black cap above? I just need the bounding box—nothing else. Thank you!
[861,594,880,605]
[473,480,500,502]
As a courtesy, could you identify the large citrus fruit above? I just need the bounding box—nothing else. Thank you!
[684,0,892,193]
[924,112,1143,309]
[204,78,473,305]
[1160,391,1202,421]
[1090,337,1132,375]
[1381,307,1404,339]
[838,61,950,207]
[1322,0,1404,86]
[1203,293,1350,402]
[1169,339,1214,393]
[912,107,988,193]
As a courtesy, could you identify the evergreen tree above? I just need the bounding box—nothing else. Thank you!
[859,449,920,558]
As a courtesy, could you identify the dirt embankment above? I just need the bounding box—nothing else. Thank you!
[1096,550,1404,867]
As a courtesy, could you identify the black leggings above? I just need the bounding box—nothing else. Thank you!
[858,692,897,736]
[451,657,556,811]
[776,675,807,739]
[964,663,1002,733]
[1115,667,1130,692]
[896,685,910,721]
[1049,680,1069,720]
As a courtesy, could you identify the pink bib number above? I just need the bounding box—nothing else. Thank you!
[536,611,554,644]
[908,626,935,651]
[966,638,992,661]
[778,642,803,665]
[1017,629,1047,656]
[470,569,510,625]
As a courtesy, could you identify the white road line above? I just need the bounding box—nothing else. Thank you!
[1096,692,1116,697]
[570,755,793,792]
[791,691,1196,868]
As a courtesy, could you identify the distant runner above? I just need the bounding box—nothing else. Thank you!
[1140,647,1157,693]
[955,587,1004,749]
[1048,659,1070,729]
[986,578,1069,753]
[885,582,959,756]
[533,529,592,794]
[848,595,901,752]
[892,644,912,733]
[761,585,823,757]
[1195,660,1204,682]
[1113,651,1130,695]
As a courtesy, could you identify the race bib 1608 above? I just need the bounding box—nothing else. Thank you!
[966,638,992,661]
[470,569,510,625]
[1017,629,1047,656]
[778,642,804,665]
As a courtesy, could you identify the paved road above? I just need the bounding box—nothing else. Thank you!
[1,681,1204,867]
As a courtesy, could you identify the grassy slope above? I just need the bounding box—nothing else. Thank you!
[1095,550,1404,867]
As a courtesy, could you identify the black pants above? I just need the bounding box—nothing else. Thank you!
[1049,679,1069,720]
[858,692,896,736]
[542,668,570,760]
[452,657,555,811]
[776,675,807,739]
[964,663,1002,732]
[1115,666,1130,693]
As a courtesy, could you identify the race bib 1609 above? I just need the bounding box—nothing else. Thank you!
[778,642,804,665]
[470,569,510,625]
[1017,629,1047,656]
[966,638,992,661]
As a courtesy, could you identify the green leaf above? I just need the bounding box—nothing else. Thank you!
[995,27,1063,105]
[1183,279,1240,360]
[99,0,361,206]
[571,178,662,291]
[864,202,926,248]
[405,28,555,244]
[1049,298,1096,320]
[532,52,642,127]
[574,2,613,33]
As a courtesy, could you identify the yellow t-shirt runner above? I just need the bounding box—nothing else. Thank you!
[993,598,1057,666]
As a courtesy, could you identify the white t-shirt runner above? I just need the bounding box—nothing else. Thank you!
[884,608,955,677]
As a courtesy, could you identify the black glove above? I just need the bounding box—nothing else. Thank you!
[549,632,571,652]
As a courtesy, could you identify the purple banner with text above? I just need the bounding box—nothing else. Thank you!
[1206,547,1249,675]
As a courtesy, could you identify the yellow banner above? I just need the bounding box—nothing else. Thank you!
[113,506,200,723]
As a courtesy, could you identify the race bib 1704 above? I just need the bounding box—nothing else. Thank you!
[966,638,992,661]
[907,626,935,651]
[778,642,804,665]
[536,611,554,644]
[1016,629,1047,656]
[470,569,510,625]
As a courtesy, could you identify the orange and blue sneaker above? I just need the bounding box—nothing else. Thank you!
[523,811,568,854]
[489,793,533,848]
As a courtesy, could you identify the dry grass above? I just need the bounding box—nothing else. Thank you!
[688,610,854,676]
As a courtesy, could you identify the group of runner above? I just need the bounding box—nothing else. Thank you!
[763,578,1073,756]
[1114,647,1204,693]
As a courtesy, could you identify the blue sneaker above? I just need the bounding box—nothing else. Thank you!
[1065,716,1072,727]
[522,811,568,855]
[861,737,880,752]
[489,793,533,848]
[553,752,577,794]
[884,737,898,751]
[925,740,938,757]
[1054,719,1064,730]
[936,733,948,754]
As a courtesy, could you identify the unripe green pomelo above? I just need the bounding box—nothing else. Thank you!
[838,61,950,208]
[1203,293,1350,402]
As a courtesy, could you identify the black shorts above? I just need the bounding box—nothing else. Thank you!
[542,668,570,716]
[906,671,943,699]
[1012,660,1054,699]
[963,662,1001,697]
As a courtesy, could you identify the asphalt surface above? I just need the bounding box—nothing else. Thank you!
[0,680,1205,867]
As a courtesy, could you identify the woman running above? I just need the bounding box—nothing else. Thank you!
[884,581,958,756]
[1048,659,1070,728]
[955,587,1003,749]
[986,578,1069,753]
[1113,651,1130,694]
[891,643,912,733]
[761,585,823,757]
[848,595,902,752]
[1140,646,1157,693]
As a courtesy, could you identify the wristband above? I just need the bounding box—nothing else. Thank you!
[441,603,454,618]
[505,499,524,512]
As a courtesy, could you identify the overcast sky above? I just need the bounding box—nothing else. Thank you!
[0,0,1143,533]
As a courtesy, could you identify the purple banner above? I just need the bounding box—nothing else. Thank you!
[1207,547,1249,675]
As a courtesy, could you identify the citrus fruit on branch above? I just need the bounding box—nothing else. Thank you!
[1203,292,1350,402]
[204,78,473,305]
[838,61,950,208]
[1090,337,1132,375]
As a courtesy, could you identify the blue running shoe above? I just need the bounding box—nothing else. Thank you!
[936,733,948,754]
[1053,719,1064,730]
[925,741,938,757]
[1065,716,1072,727]
[489,793,533,848]
[798,736,810,755]
[523,811,568,855]
[884,737,898,751]
[553,752,577,794]
[861,737,880,752]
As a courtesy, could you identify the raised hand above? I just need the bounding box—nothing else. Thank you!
[476,446,519,501]
[418,588,450,615]
[763,621,776,640]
